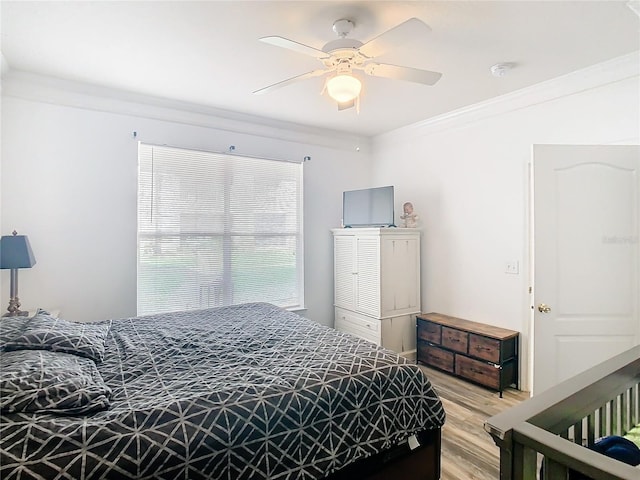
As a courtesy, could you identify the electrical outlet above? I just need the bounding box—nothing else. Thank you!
[505,260,519,275]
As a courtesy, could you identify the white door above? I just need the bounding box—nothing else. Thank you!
[334,235,356,311]
[533,145,640,394]
[355,235,381,317]
[380,237,421,317]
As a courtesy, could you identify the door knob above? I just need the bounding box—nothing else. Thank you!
[538,303,551,313]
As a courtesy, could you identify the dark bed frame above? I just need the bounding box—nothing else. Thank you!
[485,345,640,480]
[327,428,442,480]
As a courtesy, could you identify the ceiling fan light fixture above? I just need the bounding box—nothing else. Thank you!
[326,74,362,103]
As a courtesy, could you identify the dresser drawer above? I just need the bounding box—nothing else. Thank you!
[468,334,500,363]
[335,308,381,344]
[442,327,468,353]
[416,312,519,396]
[418,344,454,373]
[455,355,500,390]
[417,320,441,344]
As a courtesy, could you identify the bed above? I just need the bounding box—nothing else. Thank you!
[484,345,640,480]
[0,302,445,479]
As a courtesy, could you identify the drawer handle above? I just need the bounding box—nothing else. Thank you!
[467,365,501,375]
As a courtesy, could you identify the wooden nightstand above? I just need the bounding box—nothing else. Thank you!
[417,312,519,397]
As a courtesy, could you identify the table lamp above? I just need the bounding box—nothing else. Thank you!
[0,230,36,317]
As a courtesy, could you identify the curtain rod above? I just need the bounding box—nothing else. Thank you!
[138,139,310,164]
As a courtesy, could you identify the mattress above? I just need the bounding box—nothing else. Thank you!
[1,302,445,479]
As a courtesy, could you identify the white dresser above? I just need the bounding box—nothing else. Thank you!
[332,228,420,355]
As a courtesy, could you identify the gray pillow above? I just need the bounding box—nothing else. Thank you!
[0,315,31,349]
[0,349,112,414]
[3,313,111,362]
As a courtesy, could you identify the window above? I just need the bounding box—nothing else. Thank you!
[137,143,303,316]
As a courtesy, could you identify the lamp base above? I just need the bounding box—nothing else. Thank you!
[3,296,28,317]
[2,310,29,317]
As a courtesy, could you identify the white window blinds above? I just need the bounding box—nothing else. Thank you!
[137,143,303,316]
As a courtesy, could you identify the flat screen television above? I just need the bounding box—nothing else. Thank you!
[342,185,395,227]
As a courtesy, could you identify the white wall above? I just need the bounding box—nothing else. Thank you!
[372,53,640,390]
[0,74,371,324]
[2,53,638,391]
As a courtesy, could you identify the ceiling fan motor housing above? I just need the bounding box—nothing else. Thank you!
[322,40,367,69]
[322,38,364,54]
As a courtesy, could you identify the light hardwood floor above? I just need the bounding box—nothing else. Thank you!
[419,365,530,480]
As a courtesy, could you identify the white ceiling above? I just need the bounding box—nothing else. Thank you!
[2,1,639,137]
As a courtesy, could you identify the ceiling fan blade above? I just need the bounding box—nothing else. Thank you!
[364,63,442,86]
[359,18,432,58]
[253,69,327,95]
[259,36,328,59]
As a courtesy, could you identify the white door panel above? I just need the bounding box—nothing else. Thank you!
[355,237,381,317]
[554,335,635,385]
[334,236,356,310]
[533,145,639,394]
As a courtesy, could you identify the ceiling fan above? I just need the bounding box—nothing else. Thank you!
[253,17,443,111]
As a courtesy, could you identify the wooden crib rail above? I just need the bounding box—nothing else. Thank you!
[485,345,640,480]
[512,421,638,480]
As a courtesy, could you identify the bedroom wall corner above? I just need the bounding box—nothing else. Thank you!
[371,53,640,392]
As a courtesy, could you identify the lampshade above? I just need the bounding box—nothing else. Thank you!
[0,232,36,269]
[326,74,362,103]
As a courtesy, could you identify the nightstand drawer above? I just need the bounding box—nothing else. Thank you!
[469,334,500,363]
[442,327,468,353]
[417,320,441,344]
[418,344,454,372]
[455,355,500,390]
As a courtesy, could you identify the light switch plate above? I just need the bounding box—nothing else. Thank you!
[505,260,519,275]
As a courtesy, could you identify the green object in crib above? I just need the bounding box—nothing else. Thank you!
[624,424,640,449]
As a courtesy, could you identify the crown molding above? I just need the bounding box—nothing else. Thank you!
[628,0,640,18]
[1,70,371,153]
[373,51,640,147]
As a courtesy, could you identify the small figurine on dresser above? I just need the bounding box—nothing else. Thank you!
[400,201,418,228]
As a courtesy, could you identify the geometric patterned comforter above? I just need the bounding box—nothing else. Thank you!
[1,303,445,479]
